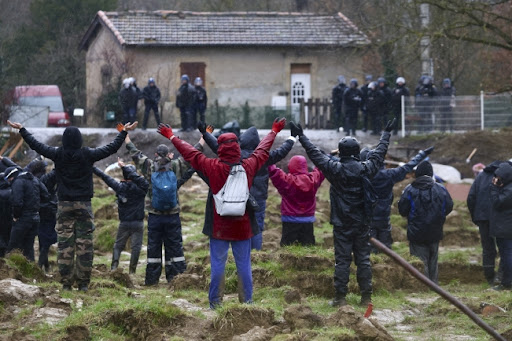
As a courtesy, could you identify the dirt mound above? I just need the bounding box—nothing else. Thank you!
[262,229,281,251]
[283,305,324,330]
[61,325,90,341]
[372,263,426,292]
[501,329,512,340]
[284,289,302,304]
[169,273,206,291]
[0,258,22,281]
[109,268,134,288]
[252,268,282,288]
[441,228,480,247]
[438,263,484,284]
[232,326,278,341]
[213,306,275,340]
[279,253,332,271]
[289,273,334,297]
[2,252,46,282]
[327,305,394,341]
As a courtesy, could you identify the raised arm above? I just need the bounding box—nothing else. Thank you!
[268,164,290,193]
[198,122,219,154]
[40,169,57,191]
[362,120,395,178]
[17,127,58,160]
[267,137,295,166]
[0,156,18,169]
[388,147,433,183]
[88,123,132,162]
[92,166,122,193]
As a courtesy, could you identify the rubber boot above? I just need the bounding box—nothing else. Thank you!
[129,259,137,274]
[111,248,121,271]
[360,293,372,306]
[329,293,347,307]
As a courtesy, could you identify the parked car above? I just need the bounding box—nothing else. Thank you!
[11,85,71,127]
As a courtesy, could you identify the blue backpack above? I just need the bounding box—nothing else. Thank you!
[151,170,178,211]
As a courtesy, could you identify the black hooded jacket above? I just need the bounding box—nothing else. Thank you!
[11,171,50,222]
[490,162,512,239]
[391,85,410,113]
[398,176,453,244]
[203,126,295,202]
[299,131,391,226]
[142,85,161,105]
[19,127,128,202]
[93,167,149,222]
[467,160,503,223]
[0,177,12,223]
[38,170,58,220]
[343,87,363,115]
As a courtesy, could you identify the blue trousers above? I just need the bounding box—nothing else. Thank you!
[496,238,512,288]
[209,238,252,309]
[145,213,186,285]
[250,199,266,250]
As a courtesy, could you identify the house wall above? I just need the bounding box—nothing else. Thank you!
[85,28,366,127]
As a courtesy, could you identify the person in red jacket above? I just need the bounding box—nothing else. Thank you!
[268,156,325,246]
[157,118,286,309]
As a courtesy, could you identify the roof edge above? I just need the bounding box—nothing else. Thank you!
[104,10,333,18]
[79,10,126,51]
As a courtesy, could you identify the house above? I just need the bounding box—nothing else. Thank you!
[80,10,369,127]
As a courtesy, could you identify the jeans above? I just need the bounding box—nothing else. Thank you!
[38,218,57,269]
[143,103,161,129]
[333,224,372,296]
[209,238,252,309]
[8,219,39,261]
[112,220,144,273]
[370,220,393,251]
[145,213,185,285]
[123,107,137,124]
[280,222,315,246]
[496,238,512,288]
[410,242,439,284]
[250,199,266,250]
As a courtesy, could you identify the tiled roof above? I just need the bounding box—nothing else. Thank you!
[80,10,369,49]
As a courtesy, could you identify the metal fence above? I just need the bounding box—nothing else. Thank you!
[402,92,512,135]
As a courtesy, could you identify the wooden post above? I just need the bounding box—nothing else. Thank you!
[8,137,23,159]
[314,98,320,129]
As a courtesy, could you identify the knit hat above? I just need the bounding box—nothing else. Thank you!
[415,161,433,178]
[156,144,169,158]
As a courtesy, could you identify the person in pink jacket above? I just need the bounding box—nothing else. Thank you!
[268,155,325,246]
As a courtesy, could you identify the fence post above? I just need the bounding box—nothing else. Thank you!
[480,90,484,130]
[401,95,406,137]
[299,98,305,126]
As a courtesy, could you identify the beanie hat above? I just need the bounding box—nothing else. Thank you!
[62,127,83,150]
[156,144,169,158]
[415,161,433,178]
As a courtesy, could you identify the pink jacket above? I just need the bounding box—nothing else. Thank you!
[268,156,325,218]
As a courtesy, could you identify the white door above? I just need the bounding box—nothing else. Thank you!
[291,73,311,123]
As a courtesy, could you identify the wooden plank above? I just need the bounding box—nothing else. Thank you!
[8,137,23,159]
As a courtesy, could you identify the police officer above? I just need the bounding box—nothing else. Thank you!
[439,78,456,132]
[194,77,208,124]
[343,79,363,136]
[176,75,198,132]
[391,77,410,135]
[332,76,347,131]
[360,75,373,132]
[415,76,437,132]
[142,77,162,130]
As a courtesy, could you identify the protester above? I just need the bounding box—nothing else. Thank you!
[7,120,137,291]
[439,78,456,132]
[290,118,395,307]
[398,161,453,284]
[268,156,325,246]
[489,162,512,290]
[93,158,149,274]
[343,79,363,136]
[360,75,373,133]
[199,124,295,250]
[142,77,162,130]
[468,160,505,285]
[157,118,286,309]
[176,75,197,131]
[0,156,18,257]
[5,166,49,261]
[361,146,434,251]
[194,77,208,124]
[125,133,203,285]
[391,77,410,135]
[332,76,347,131]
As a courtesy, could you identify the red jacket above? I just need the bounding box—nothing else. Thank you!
[172,132,276,241]
[268,155,325,218]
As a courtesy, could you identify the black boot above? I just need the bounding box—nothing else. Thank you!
[329,293,347,307]
[360,293,372,306]
[111,248,121,271]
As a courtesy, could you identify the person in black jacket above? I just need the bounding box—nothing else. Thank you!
[343,79,362,136]
[360,75,372,133]
[194,77,208,124]
[439,78,456,132]
[5,166,50,261]
[361,146,433,251]
[398,161,453,283]
[199,123,295,250]
[468,160,504,284]
[367,82,387,135]
[176,75,198,132]
[0,173,12,258]
[415,76,438,132]
[7,120,137,291]
[391,77,410,135]
[489,162,512,290]
[332,76,347,131]
[93,159,149,273]
[377,77,392,121]
[142,78,162,130]
[290,119,395,307]
[119,79,140,124]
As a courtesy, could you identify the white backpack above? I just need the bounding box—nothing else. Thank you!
[213,164,249,216]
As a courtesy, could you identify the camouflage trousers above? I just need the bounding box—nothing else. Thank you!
[56,201,95,287]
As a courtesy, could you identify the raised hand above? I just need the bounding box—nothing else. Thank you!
[423,146,434,155]
[384,118,396,133]
[124,121,138,131]
[272,117,286,134]
[289,122,303,137]
[116,123,124,132]
[206,125,214,134]
[7,120,23,130]
[197,121,206,134]
[117,157,125,168]
[158,123,174,139]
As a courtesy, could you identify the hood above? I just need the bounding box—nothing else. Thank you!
[122,165,138,180]
[288,155,308,175]
[28,160,47,178]
[62,127,83,150]
[484,160,504,173]
[415,161,433,178]
[412,175,435,190]
[217,133,241,164]
[240,126,260,151]
[495,162,512,185]
[4,166,21,181]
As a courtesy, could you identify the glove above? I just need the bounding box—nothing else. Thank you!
[384,118,396,133]
[157,123,174,139]
[197,121,206,134]
[116,123,124,133]
[289,122,303,137]
[272,117,286,134]
[423,146,434,155]
[206,125,214,134]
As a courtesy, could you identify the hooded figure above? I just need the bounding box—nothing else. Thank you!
[162,118,285,309]
[468,160,505,284]
[202,125,295,250]
[332,76,348,131]
[268,155,325,246]
[398,161,453,283]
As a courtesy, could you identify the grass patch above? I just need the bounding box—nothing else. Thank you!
[94,219,118,253]
[5,251,44,280]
